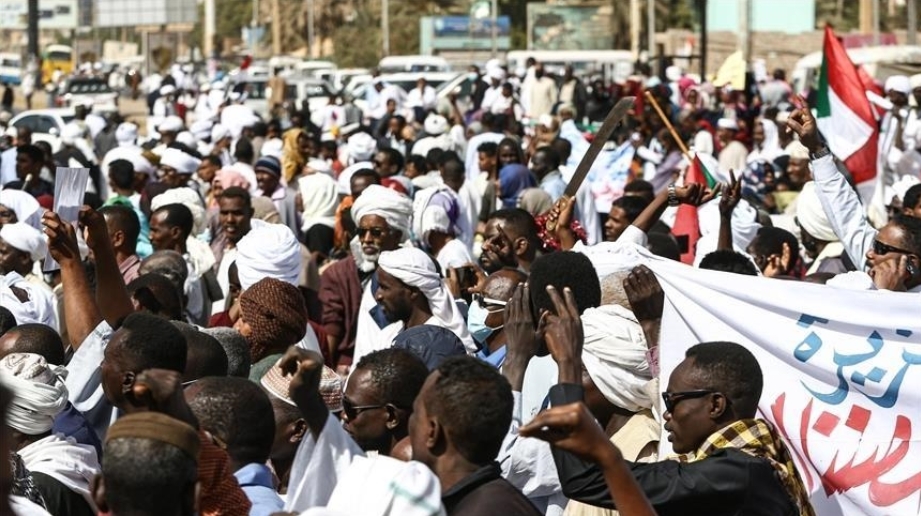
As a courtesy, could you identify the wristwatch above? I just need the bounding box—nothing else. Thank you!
[667,183,679,206]
[810,146,831,160]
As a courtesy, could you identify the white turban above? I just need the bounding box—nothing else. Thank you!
[378,248,475,352]
[0,353,68,435]
[580,305,652,412]
[785,140,810,161]
[337,161,372,196]
[796,181,838,243]
[299,173,339,234]
[176,131,197,149]
[351,185,413,242]
[159,84,177,96]
[236,220,301,291]
[348,132,377,162]
[0,273,56,329]
[885,74,911,95]
[424,115,448,136]
[717,117,738,130]
[60,123,84,146]
[211,123,231,142]
[0,189,42,229]
[160,148,201,174]
[0,222,46,261]
[115,122,138,144]
[190,119,213,141]
[158,115,184,133]
[306,158,333,176]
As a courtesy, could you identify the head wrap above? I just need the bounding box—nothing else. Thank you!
[498,164,537,209]
[261,138,283,159]
[283,128,308,183]
[189,119,213,141]
[105,412,200,461]
[424,115,448,136]
[159,84,177,96]
[239,278,308,361]
[517,187,553,216]
[260,358,343,412]
[213,168,251,191]
[251,197,282,224]
[0,189,42,229]
[580,306,652,412]
[176,131,197,149]
[255,155,282,178]
[412,187,460,243]
[796,181,838,242]
[0,222,46,260]
[235,221,301,290]
[378,248,474,352]
[347,132,377,162]
[885,74,911,95]
[785,140,810,161]
[717,117,739,130]
[158,115,184,133]
[0,273,56,329]
[749,119,782,164]
[351,185,413,243]
[0,353,69,435]
[160,147,201,174]
[299,172,339,233]
[115,122,138,144]
[211,123,231,142]
[306,158,333,176]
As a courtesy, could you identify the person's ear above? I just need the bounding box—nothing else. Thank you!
[291,418,307,443]
[513,236,528,257]
[709,393,729,420]
[427,416,447,456]
[92,474,109,514]
[111,229,124,249]
[121,371,136,393]
[385,404,401,430]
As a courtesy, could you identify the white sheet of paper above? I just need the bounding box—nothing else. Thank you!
[43,167,90,272]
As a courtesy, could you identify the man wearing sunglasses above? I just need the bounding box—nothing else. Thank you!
[788,105,921,291]
[470,268,527,368]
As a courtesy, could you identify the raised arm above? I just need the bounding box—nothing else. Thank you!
[717,170,741,252]
[80,206,134,328]
[628,182,720,241]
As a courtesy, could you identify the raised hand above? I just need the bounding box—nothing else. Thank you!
[541,285,584,384]
[502,283,542,390]
[78,205,109,251]
[676,182,721,207]
[785,96,822,153]
[520,402,614,463]
[41,211,81,264]
[623,265,664,325]
[719,170,742,217]
[278,346,326,410]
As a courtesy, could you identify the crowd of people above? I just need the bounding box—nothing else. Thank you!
[0,52,917,516]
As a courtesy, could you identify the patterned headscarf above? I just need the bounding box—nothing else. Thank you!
[239,278,308,362]
[10,451,46,508]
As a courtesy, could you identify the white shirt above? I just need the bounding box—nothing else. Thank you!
[436,238,474,272]
[464,131,505,183]
[1,146,17,186]
[405,85,436,110]
[369,85,403,120]
[810,154,874,269]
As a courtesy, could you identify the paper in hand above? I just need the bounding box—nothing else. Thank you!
[43,167,89,272]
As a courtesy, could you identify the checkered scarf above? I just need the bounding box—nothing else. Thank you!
[674,418,815,516]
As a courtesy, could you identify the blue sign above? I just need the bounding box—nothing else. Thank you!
[432,16,510,38]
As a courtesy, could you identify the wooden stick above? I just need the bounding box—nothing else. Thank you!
[643,90,691,159]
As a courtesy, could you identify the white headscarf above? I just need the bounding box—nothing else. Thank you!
[352,185,414,243]
[378,248,475,352]
[580,305,652,412]
[236,220,301,291]
[0,222,47,261]
[795,181,837,243]
[0,189,42,229]
[299,173,339,233]
[694,198,762,265]
[748,119,782,164]
[0,273,56,329]
[0,353,68,435]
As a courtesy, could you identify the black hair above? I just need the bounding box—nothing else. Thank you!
[350,169,381,186]
[319,139,338,153]
[355,347,429,410]
[203,154,222,168]
[748,226,800,273]
[497,137,524,164]
[611,195,649,222]
[476,141,498,156]
[0,323,64,365]
[442,159,465,184]
[172,321,228,381]
[425,148,445,171]
[117,312,187,373]
[99,204,141,247]
[904,184,921,211]
[103,436,197,516]
[529,251,601,316]
[153,203,194,240]
[17,144,44,162]
[427,356,513,465]
[550,138,572,163]
[201,328,251,378]
[406,154,428,174]
[378,147,404,173]
[0,306,15,336]
[234,137,255,163]
[893,212,921,254]
[647,232,681,261]
[84,191,103,210]
[127,273,184,321]
[488,208,540,248]
[219,186,252,207]
[533,146,561,170]
[699,250,759,276]
[623,180,655,196]
[187,376,276,467]
[108,159,136,190]
[685,341,763,419]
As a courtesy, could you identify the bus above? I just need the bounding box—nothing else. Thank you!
[41,44,74,84]
[506,50,635,84]
[0,53,22,85]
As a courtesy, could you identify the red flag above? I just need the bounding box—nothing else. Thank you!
[671,155,711,264]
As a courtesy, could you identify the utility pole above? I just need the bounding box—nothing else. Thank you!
[204,0,215,58]
[647,0,655,73]
[873,0,880,45]
[251,0,260,55]
[382,0,390,57]
[307,0,315,58]
[739,0,751,64]
[271,0,281,55]
[699,0,707,81]
[908,0,917,45]
[630,0,641,60]
[491,0,498,58]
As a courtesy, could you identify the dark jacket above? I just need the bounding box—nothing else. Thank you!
[548,384,798,516]
[442,463,541,516]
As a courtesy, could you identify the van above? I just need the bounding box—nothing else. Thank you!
[792,45,921,95]
[506,50,634,84]
[378,55,451,74]
[0,53,22,85]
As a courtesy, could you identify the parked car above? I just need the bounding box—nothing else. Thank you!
[10,108,76,152]
[351,72,456,116]
[244,76,335,119]
[55,77,118,113]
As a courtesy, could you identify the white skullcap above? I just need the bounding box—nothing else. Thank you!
[158,115,184,133]
[377,248,474,352]
[885,75,911,95]
[189,119,213,141]
[159,84,177,96]
[424,114,448,136]
[159,147,201,174]
[796,181,838,243]
[580,305,652,412]
[176,131,197,149]
[60,123,84,145]
[115,122,138,144]
[0,189,42,229]
[211,123,231,142]
[665,65,683,82]
[351,184,413,242]
[717,117,739,130]
[0,353,68,435]
[261,139,283,159]
[786,140,810,161]
[0,111,11,124]
[347,132,377,162]
[487,68,506,81]
[371,77,383,86]
[305,158,332,176]
[235,220,301,291]
[0,222,46,261]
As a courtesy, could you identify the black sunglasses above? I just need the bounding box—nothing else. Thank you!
[357,227,390,239]
[873,240,916,257]
[661,390,716,413]
[341,398,388,420]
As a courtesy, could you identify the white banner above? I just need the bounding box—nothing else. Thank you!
[645,257,921,516]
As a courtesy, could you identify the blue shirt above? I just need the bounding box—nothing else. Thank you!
[234,463,284,516]
[540,170,567,202]
[476,344,507,369]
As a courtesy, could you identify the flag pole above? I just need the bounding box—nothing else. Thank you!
[643,90,692,161]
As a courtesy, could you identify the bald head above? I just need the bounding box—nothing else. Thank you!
[139,251,188,296]
[482,268,528,305]
[0,324,65,365]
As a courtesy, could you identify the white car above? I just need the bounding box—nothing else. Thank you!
[243,77,336,120]
[55,77,118,113]
[9,108,77,152]
[351,72,457,117]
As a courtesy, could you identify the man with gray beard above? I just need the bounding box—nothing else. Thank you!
[319,184,413,372]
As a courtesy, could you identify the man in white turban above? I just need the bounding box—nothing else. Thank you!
[0,222,51,292]
[0,353,100,516]
[158,147,202,189]
[796,181,852,276]
[0,189,42,229]
[320,184,413,369]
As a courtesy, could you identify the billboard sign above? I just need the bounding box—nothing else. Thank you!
[0,0,78,30]
[96,0,197,28]
[527,4,613,50]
